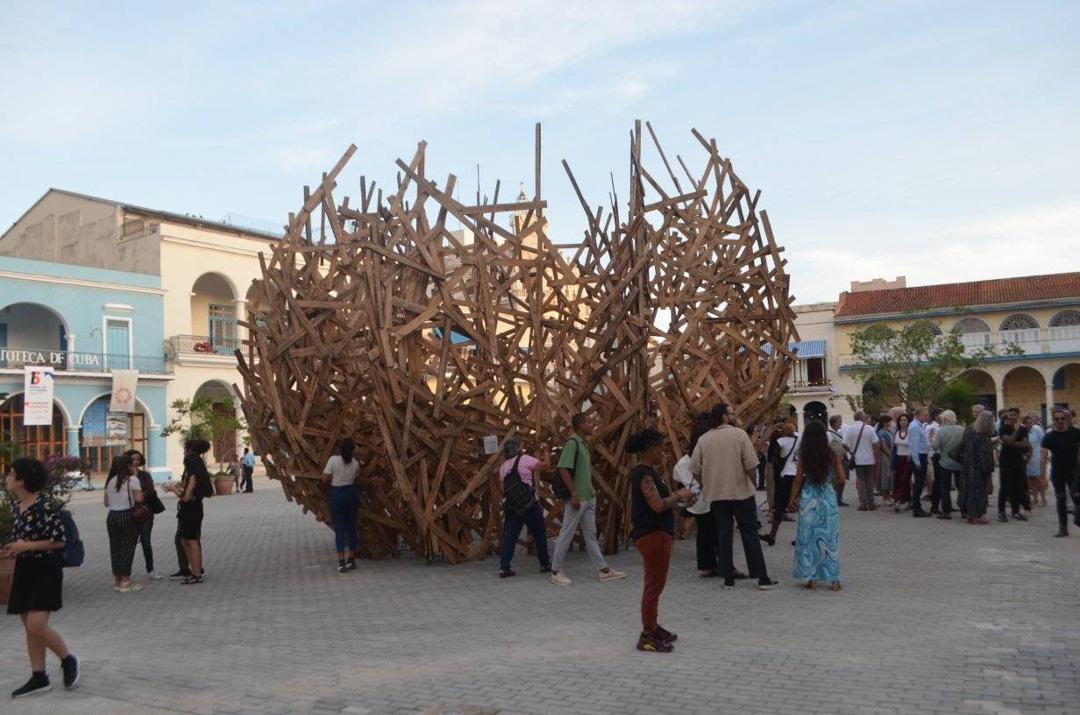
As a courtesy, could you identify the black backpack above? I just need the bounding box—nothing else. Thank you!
[503,455,537,517]
[37,500,83,568]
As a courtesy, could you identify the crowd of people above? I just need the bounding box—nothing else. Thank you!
[2,437,215,697]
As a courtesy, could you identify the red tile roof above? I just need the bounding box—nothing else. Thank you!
[835,272,1080,318]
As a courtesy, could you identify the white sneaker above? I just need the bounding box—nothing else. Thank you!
[147,571,163,580]
[598,568,626,582]
[117,582,143,593]
[550,571,572,586]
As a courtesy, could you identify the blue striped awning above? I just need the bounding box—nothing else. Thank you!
[763,340,827,358]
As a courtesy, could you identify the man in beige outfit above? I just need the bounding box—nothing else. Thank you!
[691,403,778,590]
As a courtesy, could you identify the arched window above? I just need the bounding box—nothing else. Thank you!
[1049,309,1080,328]
[953,317,990,334]
[1000,314,1039,331]
[910,320,942,336]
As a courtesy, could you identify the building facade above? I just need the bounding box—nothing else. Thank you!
[1,189,278,477]
[0,255,170,477]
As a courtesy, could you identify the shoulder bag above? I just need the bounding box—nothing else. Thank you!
[503,455,537,517]
[129,480,150,527]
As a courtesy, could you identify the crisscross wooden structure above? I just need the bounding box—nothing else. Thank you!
[235,122,797,561]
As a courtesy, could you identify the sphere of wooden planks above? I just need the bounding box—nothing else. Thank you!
[234,122,798,562]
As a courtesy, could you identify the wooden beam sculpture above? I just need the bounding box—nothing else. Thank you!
[236,122,797,562]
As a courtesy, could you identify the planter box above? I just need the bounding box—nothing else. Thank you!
[214,477,236,496]
[0,554,14,605]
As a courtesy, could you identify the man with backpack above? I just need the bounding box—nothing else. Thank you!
[843,412,880,511]
[549,413,625,586]
[497,439,551,578]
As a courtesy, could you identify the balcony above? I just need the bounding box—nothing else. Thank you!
[0,346,170,374]
[787,379,834,395]
[167,334,242,358]
[841,325,1080,367]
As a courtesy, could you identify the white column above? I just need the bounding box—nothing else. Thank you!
[1046,379,1056,415]
[233,299,247,343]
[995,381,1005,413]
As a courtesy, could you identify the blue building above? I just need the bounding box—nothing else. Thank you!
[0,255,171,479]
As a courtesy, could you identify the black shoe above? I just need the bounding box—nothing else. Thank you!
[1011,512,1028,522]
[498,569,516,578]
[722,578,735,590]
[60,654,79,689]
[838,501,850,507]
[757,578,780,590]
[337,561,348,573]
[539,565,552,573]
[758,533,776,546]
[997,513,1008,523]
[654,624,678,643]
[346,558,357,570]
[636,632,674,653]
[168,570,191,580]
[1054,528,1068,537]
[12,672,51,698]
[913,512,930,518]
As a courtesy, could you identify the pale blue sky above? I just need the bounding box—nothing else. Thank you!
[2,0,1077,303]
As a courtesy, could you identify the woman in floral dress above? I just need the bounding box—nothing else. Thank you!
[788,420,846,591]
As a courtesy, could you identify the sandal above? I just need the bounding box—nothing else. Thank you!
[180,575,204,585]
[829,582,842,592]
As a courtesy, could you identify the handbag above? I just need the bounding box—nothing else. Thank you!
[503,455,537,517]
[129,480,150,527]
[140,471,167,514]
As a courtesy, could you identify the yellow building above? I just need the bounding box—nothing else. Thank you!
[832,273,1080,418]
[1,189,279,475]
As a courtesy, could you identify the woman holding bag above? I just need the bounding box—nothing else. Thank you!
[125,450,165,580]
[497,439,552,578]
[103,454,144,593]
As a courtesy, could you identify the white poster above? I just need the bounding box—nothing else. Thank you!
[482,435,499,455]
[109,369,139,413]
[106,413,130,446]
[23,366,55,426]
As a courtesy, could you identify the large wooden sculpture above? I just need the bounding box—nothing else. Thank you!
[236,122,797,561]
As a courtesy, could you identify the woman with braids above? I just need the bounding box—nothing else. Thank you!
[788,420,845,591]
[167,438,213,585]
[322,438,361,573]
[628,428,694,653]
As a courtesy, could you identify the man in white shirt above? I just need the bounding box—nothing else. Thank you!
[843,412,880,511]
[926,408,943,514]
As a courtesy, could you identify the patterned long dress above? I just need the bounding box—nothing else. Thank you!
[877,428,894,492]
[960,428,994,518]
[793,478,840,584]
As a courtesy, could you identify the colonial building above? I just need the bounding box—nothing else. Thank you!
[0,189,280,477]
[0,255,170,478]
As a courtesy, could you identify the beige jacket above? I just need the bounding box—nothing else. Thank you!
[689,425,759,503]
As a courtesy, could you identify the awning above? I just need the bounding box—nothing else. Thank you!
[761,339,826,358]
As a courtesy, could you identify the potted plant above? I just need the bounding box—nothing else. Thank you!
[162,397,245,494]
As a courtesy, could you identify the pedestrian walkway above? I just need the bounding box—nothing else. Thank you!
[3,489,1079,714]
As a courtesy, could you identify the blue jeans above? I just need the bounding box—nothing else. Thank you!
[499,502,550,571]
[329,486,359,554]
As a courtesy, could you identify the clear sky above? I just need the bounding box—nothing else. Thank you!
[2,0,1077,304]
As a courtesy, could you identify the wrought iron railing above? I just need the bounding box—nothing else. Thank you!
[0,347,170,374]
[167,334,242,357]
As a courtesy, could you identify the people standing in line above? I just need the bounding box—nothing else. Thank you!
[892,414,913,511]
[3,458,80,698]
[628,429,693,653]
[240,448,256,494]
[875,415,895,506]
[123,450,162,580]
[550,413,625,586]
[926,408,943,514]
[961,411,997,524]
[497,438,551,578]
[908,408,931,518]
[829,414,846,509]
[1041,407,1080,537]
[322,438,361,573]
[760,422,798,547]
[167,439,213,585]
[1023,412,1047,507]
[997,408,1031,522]
[103,454,143,593]
[690,403,778,590]
[843,411,879,511]
[788,420,844,591]
[934,411,965,519]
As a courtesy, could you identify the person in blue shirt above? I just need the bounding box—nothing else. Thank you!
[240,448,256,494]
[908,408,931,518]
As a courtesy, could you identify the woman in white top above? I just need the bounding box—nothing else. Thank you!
[892,414,913,511]
[103,454,143,592]
[761,423,799,547]
[322,438,361,573]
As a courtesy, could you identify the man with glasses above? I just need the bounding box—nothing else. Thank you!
[1041,408,1080,537]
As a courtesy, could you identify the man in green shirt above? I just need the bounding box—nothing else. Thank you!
[550,413,625,585]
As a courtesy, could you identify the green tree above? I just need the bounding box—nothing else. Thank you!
[847,318,1013,412]
[161,397,246,469]
[935,378,978,421]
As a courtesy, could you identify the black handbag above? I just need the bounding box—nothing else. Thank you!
[503,455,537,517]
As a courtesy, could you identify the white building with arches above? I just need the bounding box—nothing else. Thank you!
[1,189,279,477]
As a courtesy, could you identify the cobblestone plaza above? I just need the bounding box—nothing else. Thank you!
[3,482,1079,715]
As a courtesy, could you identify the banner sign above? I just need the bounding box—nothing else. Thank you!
[23,366,55,426]
[110,369,139,412]
[106,413,131,446]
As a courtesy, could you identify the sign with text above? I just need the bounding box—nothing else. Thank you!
[482,435,499,455]
[1,349,101,369]
[23,366,55,426]
[106,412,130,446]
[109,369,139,412]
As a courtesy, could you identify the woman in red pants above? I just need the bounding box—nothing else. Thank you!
[628,428,693,653]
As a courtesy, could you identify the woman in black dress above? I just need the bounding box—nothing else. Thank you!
[167,439,213,585]
[3,458,79,697]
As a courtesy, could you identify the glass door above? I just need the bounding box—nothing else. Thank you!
[209,304,237,355]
